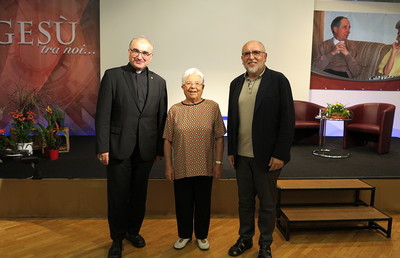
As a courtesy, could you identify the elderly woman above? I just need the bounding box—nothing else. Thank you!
[163,68,226,251]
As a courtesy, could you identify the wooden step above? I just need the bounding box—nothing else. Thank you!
[281,206,390,222]
[277,206,392,240]
[277,179,373,190]
[276,179,392,240]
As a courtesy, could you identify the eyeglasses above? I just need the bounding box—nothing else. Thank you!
[183,81,203,87]
[241,50,265,58]
[129,48,153,57]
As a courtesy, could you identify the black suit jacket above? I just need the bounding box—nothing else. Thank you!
[227,67,295,170]
[95,64,167,161]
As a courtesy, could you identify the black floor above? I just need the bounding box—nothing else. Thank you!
[283,137,400,179]
[1,136,399,179]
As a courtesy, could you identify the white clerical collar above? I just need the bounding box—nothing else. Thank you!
[136,70,142,74]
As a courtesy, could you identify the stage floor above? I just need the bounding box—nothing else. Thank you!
[1,136,399,179]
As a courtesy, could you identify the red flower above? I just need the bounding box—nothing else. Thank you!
[9,109,37,143]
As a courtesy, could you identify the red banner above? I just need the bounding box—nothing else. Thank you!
[310,71,400,91]
[0,0,99,135]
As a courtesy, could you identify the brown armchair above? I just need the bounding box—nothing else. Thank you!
[343,103,396,154]
[293,100,324,145]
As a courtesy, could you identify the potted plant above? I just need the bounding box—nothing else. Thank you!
[322,103,352,119]
[36,122,64,160]
[37,106,66,160]
[8,109,38,155]
[37,105,67,160]
[3,85,48,154]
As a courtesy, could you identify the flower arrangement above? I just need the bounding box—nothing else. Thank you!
[37,106,65,150]
[9,109,37,143]
[3,85,47,143]
[322,102,352,119]
[2,84,68,153]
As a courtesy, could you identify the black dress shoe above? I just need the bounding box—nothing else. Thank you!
[126,234,146,248]
[228,238,253,256]
[108,240,122,258]
[258,244,272,258]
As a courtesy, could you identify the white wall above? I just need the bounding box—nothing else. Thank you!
[99,0,400,136]
[100,0,314,115]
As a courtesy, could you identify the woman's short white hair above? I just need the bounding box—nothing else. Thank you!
[181,68,205,85]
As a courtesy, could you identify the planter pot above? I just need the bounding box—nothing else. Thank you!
[44,148,59,160]
[16,142,33,156]
[328,116,348,120]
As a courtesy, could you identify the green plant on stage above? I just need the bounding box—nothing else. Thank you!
[3,84,47,144]
[38,105,66,150]
[36,122,64,150]
[323,102,352,119]
[9,109,38,143]
[43,105,65,129]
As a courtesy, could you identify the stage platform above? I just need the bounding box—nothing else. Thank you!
[1,137,399,218]
[1,136,399,180]
[1,178,399,218]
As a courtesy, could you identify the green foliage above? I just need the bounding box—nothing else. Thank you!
[9,110,37,143]
[2,84,66,150]
[43,105,65,129]
[0,135,13,151]
[324,103,353,118]
[36,123,65,150]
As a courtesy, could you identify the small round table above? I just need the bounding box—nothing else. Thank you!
[312,116,351,159]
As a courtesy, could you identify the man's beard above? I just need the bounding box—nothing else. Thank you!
[245,65,259,74]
